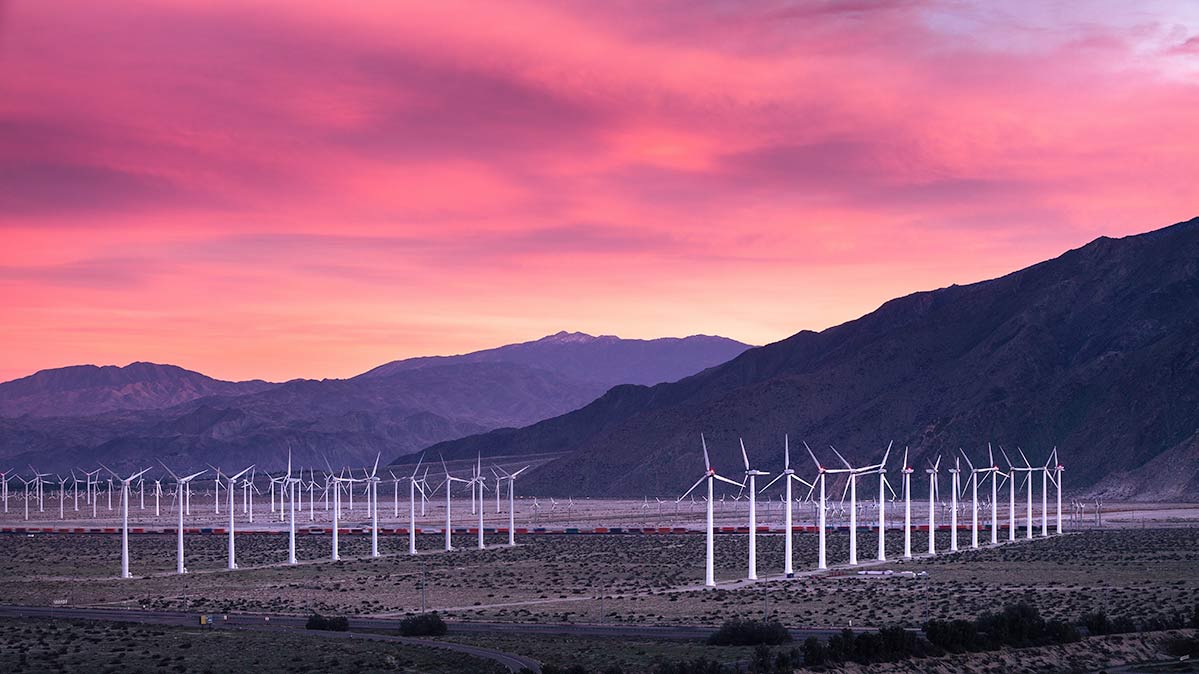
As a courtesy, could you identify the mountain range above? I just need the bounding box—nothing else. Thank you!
[422,217,1199,501]
[0,333,750,472]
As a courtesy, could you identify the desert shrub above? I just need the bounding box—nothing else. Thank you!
[304,613,348,632]
[398,612,447,637]
[1082,611,1113,636]
[707,619,791,646]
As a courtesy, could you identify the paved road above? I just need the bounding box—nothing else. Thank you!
[0,604,541,673]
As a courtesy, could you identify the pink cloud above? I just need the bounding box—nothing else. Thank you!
[0,0,1197,382]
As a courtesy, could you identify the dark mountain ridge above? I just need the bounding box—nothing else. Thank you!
[0,333,750,472]
[0,362,274,418]
[425,217,1199,501]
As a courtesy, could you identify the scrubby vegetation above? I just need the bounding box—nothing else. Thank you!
[706,618,791,646]
[399,612,447,636]
[304,612,349,631]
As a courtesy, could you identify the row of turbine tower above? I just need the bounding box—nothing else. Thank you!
[679,435,1066,587]
[2,452,530,579]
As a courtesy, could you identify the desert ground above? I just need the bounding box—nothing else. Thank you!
[2,489,1196,672]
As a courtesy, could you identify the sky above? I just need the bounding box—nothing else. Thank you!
[1,0,1197,383]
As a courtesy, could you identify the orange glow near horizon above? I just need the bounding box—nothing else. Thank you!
[2,1,1198,382]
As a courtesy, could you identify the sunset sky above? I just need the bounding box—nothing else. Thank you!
[2,1,1197,383]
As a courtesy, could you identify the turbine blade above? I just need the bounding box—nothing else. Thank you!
[804,441,822,471]
[830,445,853,470]
[740,438,750,471]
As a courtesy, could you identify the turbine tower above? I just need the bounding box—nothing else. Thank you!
[408,455,426,555]
[364,454,381,558]
[493,464,529,547]
[99,464,151,579]
[160,463,205,574]
[1016,448,1035,540]
[760,435,812,578]
[738,439,769,581]
[678,435,743,587]
[926,456,941,555]
[873,442,895,561]
[805,443,851,569]
[1050,449,1064,534]
[900,448,913,559]
[948,456,961,551]
[830,445,888,566]
[440,456,471,552]
[224,465,254,570]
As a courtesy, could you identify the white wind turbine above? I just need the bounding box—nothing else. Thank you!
[960,448,997,549]
[56,474,69,519]
[872,442,896,561]
[926,455,941,555]
[471,455,486,550]
[408,455,426,555]
[1039,449,1054,537]
[364,454,381,558]
[830,445,888,566]
[324,459,358,562]
[737,439,769,580]
[1015,448,1036,540]
[29,466,50,513]
[223,465,254,570]
[1049,449,1064,534]
[440,456,471,552]
[493,464,530,547]
[678,435,744,587]
[760,435,812,578]
[390,470,401,519]
[948,456,961,551]
[804,442,852,570]
[900,449,913,558]
[18,475,32,521]
[159,463,206,574]
[285,451,303,564]
[0,469,12,514]
[99,464,151,579]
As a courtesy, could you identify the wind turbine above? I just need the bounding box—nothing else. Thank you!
[56,474,69,519]
[29,466,50,513]
[1040,449,1054,537]
[760,435,812,578]
[160,463,206,574]
[805,442,852,570]
[960,449,992,549]
[493,464,529,547]
[900,449,913,558]
[99,464,151,579]
[948,456,961,551]
[830,444,888,566]
[872,442,896,561]
[19,475,32,520]
[285,451,304,564]
[364,454,381,558]
[678,435,744,587]
[324,458,357,561]
[1050,449,1064,534]
[440,456,471,551]
[926,455,941,555]
[471,455,486,550]
[737,439,769,580]
[0,469,12,514]
[408,455,426,555]
[1016,448,1036,540]
[223,465,254,570]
